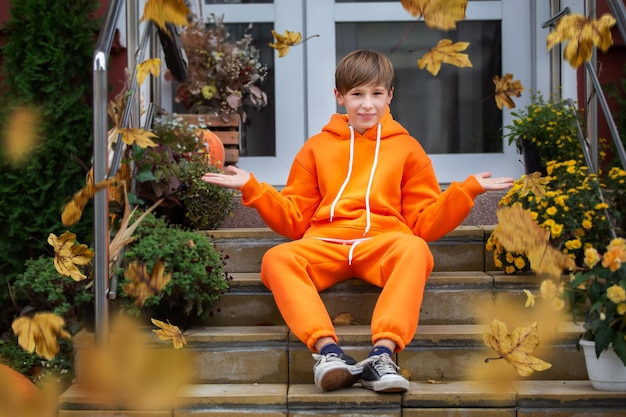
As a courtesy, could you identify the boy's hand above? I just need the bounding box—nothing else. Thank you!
[202,165,251,189]
[473,171,515,191]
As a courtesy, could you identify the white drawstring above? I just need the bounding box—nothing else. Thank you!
[363,123,382,236]
[329,125,355,222]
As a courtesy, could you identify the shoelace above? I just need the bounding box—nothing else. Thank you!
[367,354,399,375]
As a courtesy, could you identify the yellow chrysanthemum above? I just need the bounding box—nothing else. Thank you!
[617,303,626,316]
[514,256,526,269]
[540,279,558,299]
[607,285,626,304]
[565,239,582,250]
[546,206,557,216]
[583,247,601,268]
[551,297,565,311]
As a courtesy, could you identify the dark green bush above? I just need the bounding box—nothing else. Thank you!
[120,213,231,325]
[0,0,99,331]
[11,256,94,333]
[179,155,237,230]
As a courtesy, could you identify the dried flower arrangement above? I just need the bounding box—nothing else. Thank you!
[176,13,268,120]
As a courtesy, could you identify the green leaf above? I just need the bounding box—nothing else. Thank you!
[612,331,626,366]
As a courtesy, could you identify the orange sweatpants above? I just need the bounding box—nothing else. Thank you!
[260,232,434,352]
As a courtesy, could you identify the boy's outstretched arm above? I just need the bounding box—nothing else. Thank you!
[472,171,515,191]
[202,165,251,189]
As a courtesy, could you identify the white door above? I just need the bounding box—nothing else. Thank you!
[163,0,577,186]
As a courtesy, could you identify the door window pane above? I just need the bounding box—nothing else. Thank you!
[336,20,502,154]
[172,22,276,157]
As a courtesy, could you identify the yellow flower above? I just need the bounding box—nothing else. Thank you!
[514,256,526,269]
[201,84,217,100]
[583,247,601,268]
[550,223,563,238]
[506,252,515,263]
[540,279,558,299]
[618,303,626,316]
[582,219,592,230]
[564,239,582,250]
[546,206,557,216]
[551,297,565,311]
[607,285,626,304]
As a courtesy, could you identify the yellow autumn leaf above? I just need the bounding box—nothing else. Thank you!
[493,73,524,110]
[484,319,552,377]
[546,13,616,68]
[11,312,71,360]
[151,318,187,349]
[118,127,158,148]
[333,312,358,326]
[401,0,468,31]
[62,174,116,226]
[48,232,94,281]
[1,105,41,162]
[417,39,472,76]
[493,206,576,279]
[269,29,302,58]
[137,58,161,86]
[519,171,550,199]
[141,0,190,35]
[123,260,172,307]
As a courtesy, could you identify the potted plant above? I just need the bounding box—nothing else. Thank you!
[175,13,268,120]
[503,93,584,174]
[536,238,626,390]
[487,160,626,274]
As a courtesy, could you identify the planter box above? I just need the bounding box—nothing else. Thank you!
[177,113,240,165]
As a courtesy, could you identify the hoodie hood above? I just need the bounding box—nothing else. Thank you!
[322,106,409,141]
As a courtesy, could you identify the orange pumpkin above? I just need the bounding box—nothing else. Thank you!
[198,129,225,169]
[0,364,40,411]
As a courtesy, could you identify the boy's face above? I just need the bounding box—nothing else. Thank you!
[334,83,393,135]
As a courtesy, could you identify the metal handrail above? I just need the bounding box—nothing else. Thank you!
[543,7,626,173]
[92,0,125,345]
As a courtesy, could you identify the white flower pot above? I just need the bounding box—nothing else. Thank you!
[580,339,626,391]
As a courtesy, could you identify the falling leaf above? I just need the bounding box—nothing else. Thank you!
[417,39,472,76]
[11,312,71,360]
[519,171,550,198]
[123,260,172,307]
[401,0,468,31]
[137,58,161,86]
[493,205,576,279]
[546,13,616,68]
[269,29,302,57]
[523,289,536,308]
[493,73,524,110]
[333,312,358,325]
[484,319,552,377]
[1,105,41,161]
[48,232,94,281]
[61,174,116,226]
[151,318,187,349]
[141,0,190,35]
[118,128,158,148]
[108,188,163,269]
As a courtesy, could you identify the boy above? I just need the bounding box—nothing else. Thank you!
[202,49,514,393]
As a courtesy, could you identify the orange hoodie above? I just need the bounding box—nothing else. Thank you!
[239,107,484,242]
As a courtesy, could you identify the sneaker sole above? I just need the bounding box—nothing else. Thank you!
[315,364,361,392]
[361,377,409,393]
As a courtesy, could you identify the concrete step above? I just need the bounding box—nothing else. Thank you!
[202,270,543,327]
[203,226,496,274]
[58,380,626,417]
[71,323,587,386]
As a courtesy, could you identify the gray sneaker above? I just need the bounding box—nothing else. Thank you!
[312,352,362,392]
[360,353,409,393]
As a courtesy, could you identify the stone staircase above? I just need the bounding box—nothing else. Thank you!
[58,192,626,416]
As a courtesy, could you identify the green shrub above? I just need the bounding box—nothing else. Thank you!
[11,257,94,333]
[179,155,237,230]
[120,213,231,325]
[0,0,99,330]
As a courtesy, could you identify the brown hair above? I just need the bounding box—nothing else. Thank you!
[335,49,395,95]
